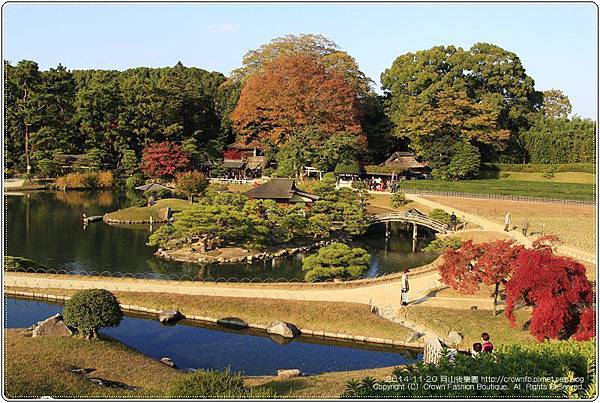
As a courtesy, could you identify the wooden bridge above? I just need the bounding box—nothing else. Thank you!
[370,209,448,233]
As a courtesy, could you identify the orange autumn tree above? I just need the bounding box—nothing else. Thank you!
[231,54,363,149]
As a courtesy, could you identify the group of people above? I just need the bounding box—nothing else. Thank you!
[503,212,530,236]
[367,177,390,192]
[471,332,495,356]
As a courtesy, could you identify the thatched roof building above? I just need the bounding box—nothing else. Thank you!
[245,178,319,206]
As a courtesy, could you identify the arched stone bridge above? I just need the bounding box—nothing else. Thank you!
[370,210,448,234]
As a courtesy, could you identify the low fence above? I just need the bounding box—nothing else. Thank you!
[395,188,595,205]
[6,257,443,288]
[208,178,261,185]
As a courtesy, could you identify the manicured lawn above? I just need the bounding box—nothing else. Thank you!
[366,193,433,215]
[4,329,184,398]
[493,171,595,184]
[397,179,595,201]
[425,196,596,253]
[4,328,395,399]
[403,305,536,349]
[103,198,192,222]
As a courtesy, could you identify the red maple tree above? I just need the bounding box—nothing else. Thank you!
[141,141,190,179]
[572,307,595,341]
[438,240,523,314]
[232,54,363,148]
[223,149,243,160]
[506,249,594,341]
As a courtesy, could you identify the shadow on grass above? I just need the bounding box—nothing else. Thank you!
[258,378,310,396]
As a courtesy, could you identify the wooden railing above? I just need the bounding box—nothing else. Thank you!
[371,211,448,233]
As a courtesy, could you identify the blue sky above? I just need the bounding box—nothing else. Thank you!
[3,2,597,118]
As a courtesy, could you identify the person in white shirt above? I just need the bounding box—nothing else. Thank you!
[504,212,511,232]
[401,268,410,306]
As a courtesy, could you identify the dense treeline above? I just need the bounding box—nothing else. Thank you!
[5,61,229,172]
[4,35,596,177]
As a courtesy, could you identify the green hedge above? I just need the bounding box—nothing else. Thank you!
[482,163,595,174]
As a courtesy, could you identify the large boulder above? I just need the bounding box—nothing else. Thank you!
[158,310,184,324]
[444,331,463,347]
[277,369,302,378]
[267,321,300,339]
[160,357,177,369]
[405,331,424,344]
[32,314,73,337]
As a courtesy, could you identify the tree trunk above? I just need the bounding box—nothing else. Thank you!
[25,124,30,174]
[493,282,500,316]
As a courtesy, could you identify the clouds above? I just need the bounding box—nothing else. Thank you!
[205,23,240,33]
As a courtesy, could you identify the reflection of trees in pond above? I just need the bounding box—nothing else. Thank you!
[144,258,200,276]
[54,191,115,208]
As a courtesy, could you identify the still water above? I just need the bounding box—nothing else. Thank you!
[5,191,437,280]
[5,297,420,375]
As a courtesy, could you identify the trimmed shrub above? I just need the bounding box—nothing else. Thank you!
[168,369,275,398]
[422,236,462,253]
[427,208,453,226]
[4,256,46,272]
[302,242,371,282]
[391,192,408,207]
[62,289,123,339]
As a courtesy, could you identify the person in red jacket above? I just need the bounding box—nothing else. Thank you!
[481,332,494,352]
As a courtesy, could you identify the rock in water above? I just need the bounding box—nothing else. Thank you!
[158,310,184,324]
[32,314,73,337]
[266,320,300,338]
[444,331,463,347]
[277,369,302,378]
[160,357,177,369]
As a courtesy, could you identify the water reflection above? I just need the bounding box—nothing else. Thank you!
[5,297,420,375]
[6,191,438,279]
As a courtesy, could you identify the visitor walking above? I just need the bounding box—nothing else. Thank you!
[522,217,530,236]
[504,212,512,232]
[450,212,457,231]
[481,332,494,353]
[400,268,410,306]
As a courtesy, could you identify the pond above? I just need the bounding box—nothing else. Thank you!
[5,191,438,280]
[5,297,421,375]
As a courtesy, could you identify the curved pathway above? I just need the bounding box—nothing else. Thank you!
[5,270,446,310]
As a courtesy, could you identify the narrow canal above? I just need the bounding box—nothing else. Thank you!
[5,297,421,375]
[6,191,438,280]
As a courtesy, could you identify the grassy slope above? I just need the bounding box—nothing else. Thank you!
[104,198,192,221]
[5,329,393,399]
[404,306,535,349]
[4,329,184,398]
[396,179,594,201]
[6,288,413,341]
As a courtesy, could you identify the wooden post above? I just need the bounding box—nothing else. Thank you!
[385,221,390,238]
[412,223,418,252]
